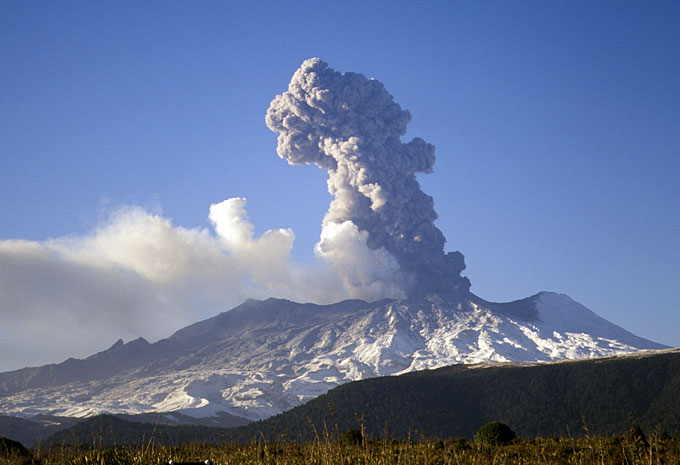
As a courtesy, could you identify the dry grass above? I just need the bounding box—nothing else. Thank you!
[4,430,678,465]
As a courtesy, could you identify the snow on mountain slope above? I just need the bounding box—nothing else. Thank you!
[0,292,666,422]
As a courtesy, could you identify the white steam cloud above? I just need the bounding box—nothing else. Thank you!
[267,58,469,298]
[0,199,348,371]
[0,58,469,371]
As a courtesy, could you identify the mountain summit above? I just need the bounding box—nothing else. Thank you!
[0,292,664,423]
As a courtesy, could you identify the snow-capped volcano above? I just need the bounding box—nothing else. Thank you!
[0,292,665,422]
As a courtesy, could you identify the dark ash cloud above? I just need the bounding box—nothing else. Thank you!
[266,58,470,298]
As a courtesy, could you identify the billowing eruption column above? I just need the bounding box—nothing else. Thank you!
[266,58,470,298]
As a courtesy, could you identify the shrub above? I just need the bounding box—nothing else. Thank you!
[626,422,648,447]
[475,422,516,446]
[450,437,471,451]
[0,436,37,465]
[341,429,363,445]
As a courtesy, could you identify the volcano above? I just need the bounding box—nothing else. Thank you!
[0,291,664,425]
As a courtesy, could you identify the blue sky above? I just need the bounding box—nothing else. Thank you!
[1,1,679,370]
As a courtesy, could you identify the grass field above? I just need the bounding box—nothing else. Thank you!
[6,429,680,465]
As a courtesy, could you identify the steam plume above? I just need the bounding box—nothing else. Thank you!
[266,58,470,298]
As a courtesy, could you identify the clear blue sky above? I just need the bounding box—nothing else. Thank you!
[1,1,679,370]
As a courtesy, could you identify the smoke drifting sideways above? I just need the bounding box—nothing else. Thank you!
[266,58,470,299]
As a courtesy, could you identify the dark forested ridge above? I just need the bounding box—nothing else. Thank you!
[0,415,81,447]
[37,349,680,445]
[232,349,680,441]
[41,415,236,447]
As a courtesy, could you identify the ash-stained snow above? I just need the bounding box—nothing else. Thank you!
[0,292,665,422]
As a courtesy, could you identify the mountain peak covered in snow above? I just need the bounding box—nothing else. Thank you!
[0,292,665,422]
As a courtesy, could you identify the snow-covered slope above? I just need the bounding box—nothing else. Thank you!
[0,292,665,422]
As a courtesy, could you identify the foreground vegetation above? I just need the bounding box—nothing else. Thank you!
[5,428,680,465]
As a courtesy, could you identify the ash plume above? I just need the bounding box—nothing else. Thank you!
[266,58,470,298]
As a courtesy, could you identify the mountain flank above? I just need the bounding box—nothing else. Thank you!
[39,348,680,445]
